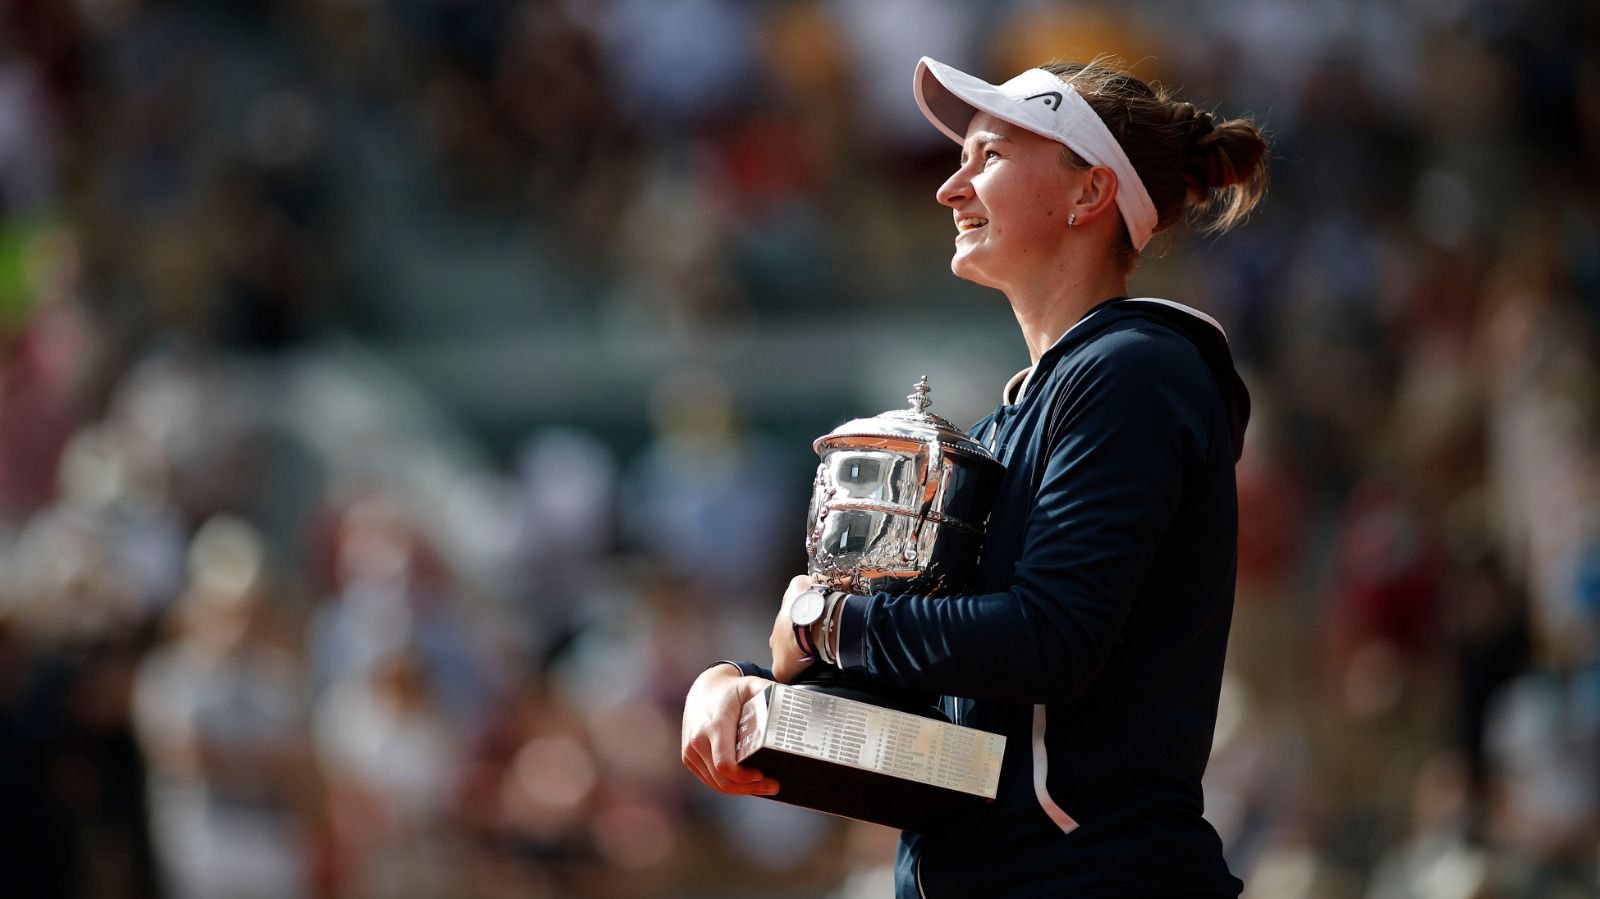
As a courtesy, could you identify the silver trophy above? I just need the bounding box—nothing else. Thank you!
[737,377,1009,831]
[806,375,1004,596]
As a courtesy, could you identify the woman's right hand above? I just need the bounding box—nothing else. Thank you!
[680,663,781,797]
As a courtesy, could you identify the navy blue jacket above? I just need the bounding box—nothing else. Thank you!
[740,298,1248,897]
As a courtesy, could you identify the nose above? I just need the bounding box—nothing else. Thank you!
[936,164,970,209]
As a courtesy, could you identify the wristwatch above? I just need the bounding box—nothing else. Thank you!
[790,588,828,660]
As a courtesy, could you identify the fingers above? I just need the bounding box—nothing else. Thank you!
[683,736,778,796]
[680,672,780,797]
[707,690,780,795]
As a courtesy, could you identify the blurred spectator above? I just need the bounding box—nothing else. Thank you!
[826,0,982,153]
[1364,751,1489,899]
[0,38,56,217]
[0,283,86,523]
[579,0,762,137]
[306,490,498,732]
[508,427,618,650]
[313,648,464,898]
[1480,669,1600,895]
[132,516,316,899]
[623,367,794,601]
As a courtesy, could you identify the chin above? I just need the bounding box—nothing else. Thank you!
[950,253,1000,290]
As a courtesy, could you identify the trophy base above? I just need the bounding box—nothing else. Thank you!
[736,683,1005,833]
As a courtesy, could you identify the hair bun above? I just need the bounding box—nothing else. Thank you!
[1178,103,1217,146]
[1044,58,1269,244]
[1184,117,1266,192]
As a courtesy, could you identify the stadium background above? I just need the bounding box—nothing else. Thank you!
[0,0,1596,897]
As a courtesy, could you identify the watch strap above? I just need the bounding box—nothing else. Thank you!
[792,617,818,661]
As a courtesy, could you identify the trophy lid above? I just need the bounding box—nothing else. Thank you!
[814,376,999,466]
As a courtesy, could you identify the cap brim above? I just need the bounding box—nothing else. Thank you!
[914,57,1045,146]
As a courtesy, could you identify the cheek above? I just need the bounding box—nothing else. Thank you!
[991,181,1060,236]
[1023,191,1062,228]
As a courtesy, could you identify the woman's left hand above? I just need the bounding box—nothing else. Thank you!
[769,574,819,683]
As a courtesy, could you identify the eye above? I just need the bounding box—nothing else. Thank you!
[961,146,1002,167]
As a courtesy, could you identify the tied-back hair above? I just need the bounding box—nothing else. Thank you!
[1044,58,1269,267]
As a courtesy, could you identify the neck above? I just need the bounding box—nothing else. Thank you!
[1002,255,1129,363]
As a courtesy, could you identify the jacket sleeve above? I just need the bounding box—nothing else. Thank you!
[717,660,774,680]
[835,328,1214,705]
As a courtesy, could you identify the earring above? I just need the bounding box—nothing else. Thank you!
[1068,213,1077,227]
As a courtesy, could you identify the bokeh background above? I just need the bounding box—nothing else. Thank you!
[0,0,1597,897]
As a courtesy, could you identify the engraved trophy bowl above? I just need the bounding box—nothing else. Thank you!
[795,376,1005,717]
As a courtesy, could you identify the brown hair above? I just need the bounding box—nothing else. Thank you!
[1043,59,1269,267]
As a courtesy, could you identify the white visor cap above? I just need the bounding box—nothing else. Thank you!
[913,57,1159,251]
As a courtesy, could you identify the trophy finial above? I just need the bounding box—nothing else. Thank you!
[908,375,931,413]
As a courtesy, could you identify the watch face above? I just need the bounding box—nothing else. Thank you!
[791,589,827,627]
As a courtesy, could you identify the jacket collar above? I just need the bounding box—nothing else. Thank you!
[999,297,1230,406]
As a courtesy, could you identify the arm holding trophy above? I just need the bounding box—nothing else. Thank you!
[683,378,1009,832]
[678,572,822,797]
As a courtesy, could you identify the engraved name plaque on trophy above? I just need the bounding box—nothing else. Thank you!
[735,682,1006,831]
[737,378,1008,832]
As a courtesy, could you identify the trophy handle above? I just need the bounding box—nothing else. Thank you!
[903,441,943,563]
[805,462,830,557]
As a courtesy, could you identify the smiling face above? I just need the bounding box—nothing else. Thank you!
[936,112,1086,289]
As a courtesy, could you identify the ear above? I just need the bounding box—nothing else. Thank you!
[1070,166,1121,226]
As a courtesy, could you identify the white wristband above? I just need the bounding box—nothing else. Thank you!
[817,591,844,666]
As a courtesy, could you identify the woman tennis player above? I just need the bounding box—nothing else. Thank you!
[684,54,1268,897]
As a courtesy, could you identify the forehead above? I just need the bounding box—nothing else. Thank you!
[963,112,1059,150]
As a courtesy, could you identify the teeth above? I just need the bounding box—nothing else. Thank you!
[958,218,988,232]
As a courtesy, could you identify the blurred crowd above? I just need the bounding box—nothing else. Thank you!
[0,0,1597,897]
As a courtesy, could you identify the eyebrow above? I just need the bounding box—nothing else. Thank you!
[960,131,1010,162]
